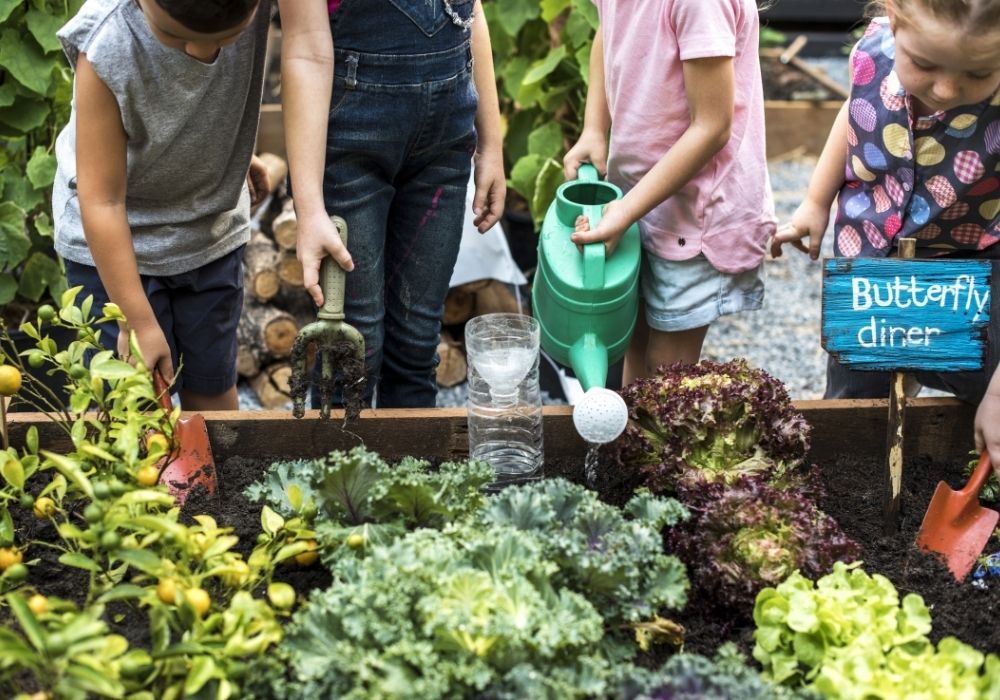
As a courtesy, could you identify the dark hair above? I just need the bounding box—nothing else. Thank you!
[155,0,260,34]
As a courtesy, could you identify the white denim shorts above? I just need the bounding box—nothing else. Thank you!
[640,251,765,332]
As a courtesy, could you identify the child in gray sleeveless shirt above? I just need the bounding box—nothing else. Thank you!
[53,0,271,410]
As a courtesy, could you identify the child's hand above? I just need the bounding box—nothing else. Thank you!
[247,155,270,208]
[563,130,609,180]
[472,148,506,233]
[297,212,354,307]
[570,199,630,255]
[119,320,174,384]
[976,391,1000,481]
[770,199,830,260]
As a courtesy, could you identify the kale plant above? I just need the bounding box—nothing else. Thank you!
[244,526,611,699]
[610,359,811,493]
[482,480,689,628]
[245,447,496,551]
[611,643,819,700]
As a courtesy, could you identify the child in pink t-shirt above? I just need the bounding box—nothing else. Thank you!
[564,0,775,383]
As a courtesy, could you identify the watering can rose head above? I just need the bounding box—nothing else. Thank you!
[609,359,811,494]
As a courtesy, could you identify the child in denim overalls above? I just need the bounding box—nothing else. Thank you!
[772,0,1000,476]
[279,0,505,408]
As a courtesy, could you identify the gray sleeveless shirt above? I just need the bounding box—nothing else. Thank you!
[53,0,270,275]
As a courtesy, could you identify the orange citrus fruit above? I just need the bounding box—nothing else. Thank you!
[0,365,22,396]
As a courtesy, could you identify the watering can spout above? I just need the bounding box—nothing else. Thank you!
[569,333,608,392]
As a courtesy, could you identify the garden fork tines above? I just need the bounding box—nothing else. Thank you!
[288,216,366,419]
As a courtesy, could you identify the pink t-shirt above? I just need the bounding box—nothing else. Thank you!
[593,0,775,274]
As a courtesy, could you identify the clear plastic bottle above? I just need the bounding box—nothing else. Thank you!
[465,313,544,485]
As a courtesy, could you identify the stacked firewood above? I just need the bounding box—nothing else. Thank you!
[239,152,526,406]
[240,152,311,408]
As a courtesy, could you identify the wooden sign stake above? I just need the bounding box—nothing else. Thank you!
[883,237,916,534]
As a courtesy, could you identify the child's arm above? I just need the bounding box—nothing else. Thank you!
[976,369,1000,478]
[563,28,610,179]
[74,53,174,381]
[470,1,505,233]
[769,99,850,260]
[571,54,734,254]
[277,0,349,308]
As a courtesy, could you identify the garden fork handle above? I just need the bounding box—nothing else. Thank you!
[318,216,349,321]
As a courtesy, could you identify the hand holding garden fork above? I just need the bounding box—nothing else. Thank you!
[288,216,366,419]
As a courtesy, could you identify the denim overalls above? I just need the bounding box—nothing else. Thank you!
[318,0,478,408]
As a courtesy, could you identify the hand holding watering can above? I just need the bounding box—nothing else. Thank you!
[532,164,641,444]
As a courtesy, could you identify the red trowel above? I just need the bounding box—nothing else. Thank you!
[153,371,217,505]
[916,452,999,582]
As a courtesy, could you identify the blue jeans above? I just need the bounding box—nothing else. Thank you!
[825,259,1000,404]
[313,0,477,409]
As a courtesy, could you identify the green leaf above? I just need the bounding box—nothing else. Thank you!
[0,0,21,23]
[0,97,50,132]
[1,457,24,489]
[260,505,285,536]
[2,176,45,215]
[59,551,102,572]
[26,9,64,54]
[7,594,45,650]
[0,200,29,268]
[527,122,564,162]
[18,252,63,303]
[523,45,567,86]
[97,584,147,603]
[0,29,55,95]
[184,655,220,695]
[494,0,539,36]
[530,158,564,224]
[540,0,570,22]
[0,274,15,304]
[0,82,17,108]
[116,548,162,575]
[510,153,545,205]
[88,355,138,380]
[0,508,13,546]
[25,147,56,189]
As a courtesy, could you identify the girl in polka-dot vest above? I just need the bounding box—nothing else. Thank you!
[772,0,1000,478]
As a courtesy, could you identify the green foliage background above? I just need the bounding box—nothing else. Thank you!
[484,0,597,228]
[0,0,81,310]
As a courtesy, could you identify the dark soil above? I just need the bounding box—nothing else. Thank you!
[14,447,997,663]
[669,453,1000,657]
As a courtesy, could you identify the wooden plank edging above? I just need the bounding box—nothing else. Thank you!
[6,398,974,466]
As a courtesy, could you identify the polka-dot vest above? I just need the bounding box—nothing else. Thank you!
[834,17,1000,258]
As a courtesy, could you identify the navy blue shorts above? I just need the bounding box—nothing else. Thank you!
[63,245,245,395]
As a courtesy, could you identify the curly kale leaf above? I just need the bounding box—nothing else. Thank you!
[610,644,820,700]
[482,479,689,626]
[256,526,610,699]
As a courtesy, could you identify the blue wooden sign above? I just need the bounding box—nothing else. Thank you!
[822,258,991,372]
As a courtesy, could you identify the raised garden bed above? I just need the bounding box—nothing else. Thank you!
[9,397,992,658]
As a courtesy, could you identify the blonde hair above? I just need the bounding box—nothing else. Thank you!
[867,0,1000,30]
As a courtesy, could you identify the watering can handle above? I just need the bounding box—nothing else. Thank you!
[577,163,600,182]
[581,204,606,291]
[318,216,349,321]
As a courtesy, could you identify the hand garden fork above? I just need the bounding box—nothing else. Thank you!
[289,216,366,419]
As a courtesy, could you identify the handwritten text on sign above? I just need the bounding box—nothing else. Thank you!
[821,258,991,372]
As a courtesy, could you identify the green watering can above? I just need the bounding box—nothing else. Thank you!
[532,164,640,444]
